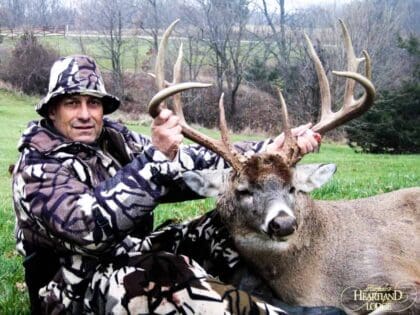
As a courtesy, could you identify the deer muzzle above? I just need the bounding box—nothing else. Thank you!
[268,213,297,238]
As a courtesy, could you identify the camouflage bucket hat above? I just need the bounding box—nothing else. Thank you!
[36,55,120,117]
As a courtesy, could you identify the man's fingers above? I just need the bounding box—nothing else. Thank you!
[166,115,181,129]
[307,135,319,148]
[292,123,312,136]
[298,137,313,154]
[297,137,306,154]
[153,109,173,126]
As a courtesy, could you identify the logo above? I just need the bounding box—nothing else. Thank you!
[341,283,417,313]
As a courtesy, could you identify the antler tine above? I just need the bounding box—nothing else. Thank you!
[219,93,231,147]
[172,43,185,124]
[307,20,376,135]
[277,88,292,138]
[149,19,211,118]
[339,19,367,109]
[362,50,372,79]
[277,88,302,166]
[155,19,179,91]
[304,33,332,119]
[148,20,243,173]
[218,94,243,171]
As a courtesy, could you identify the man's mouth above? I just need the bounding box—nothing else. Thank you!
[73,126,94,130]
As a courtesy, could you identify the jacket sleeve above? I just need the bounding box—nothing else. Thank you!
[13,144,194,256]
[173,138,273,170]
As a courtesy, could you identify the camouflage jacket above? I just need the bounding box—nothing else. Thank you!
[12,118,270,313]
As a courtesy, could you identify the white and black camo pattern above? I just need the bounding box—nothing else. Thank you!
[13,118,283,314]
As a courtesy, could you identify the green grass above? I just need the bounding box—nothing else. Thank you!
[2,34,218,73]
[0,89,419,313]
[0,91,38,314]
[2,35,153,71]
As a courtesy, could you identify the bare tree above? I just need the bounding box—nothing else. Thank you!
[79,0,137,99]
[134,0,182,54]
[338,0,418,90]
[255,0,327,124]
[185,0,259,119]
[261,0,286,57]
[0,0,74,31]
[0,0,26,35]
[135,0,163,54]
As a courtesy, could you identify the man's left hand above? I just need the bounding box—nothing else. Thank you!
[266,123,321,155]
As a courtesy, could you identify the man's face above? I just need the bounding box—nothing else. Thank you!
[49,95,104,143]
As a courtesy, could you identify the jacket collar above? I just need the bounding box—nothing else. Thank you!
[18,118,131,155]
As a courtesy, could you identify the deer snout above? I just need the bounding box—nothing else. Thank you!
[268,213,297,238]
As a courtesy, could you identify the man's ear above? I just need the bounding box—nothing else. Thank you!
[48,103,57,121]
[183,169,230,197]
[293,164,336,193]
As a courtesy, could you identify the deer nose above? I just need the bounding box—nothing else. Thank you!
[268,213,297,237]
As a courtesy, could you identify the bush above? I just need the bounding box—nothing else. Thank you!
[346,83,420,153]
[0,31,59,95]
[245,57,279,85]
[346,34,420,154]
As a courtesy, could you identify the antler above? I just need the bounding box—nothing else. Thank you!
[148,20,244,172]
[275,19,376,167]
[306,19,376,135]
[276,88,302,167]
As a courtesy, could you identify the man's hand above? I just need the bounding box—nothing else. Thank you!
[266,123,321,155]
[151,109,184,160]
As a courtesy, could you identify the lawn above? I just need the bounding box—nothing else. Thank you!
[3,34,160,72]
[0,89,419,313]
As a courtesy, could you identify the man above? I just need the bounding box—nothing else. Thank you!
[12,55,325,314]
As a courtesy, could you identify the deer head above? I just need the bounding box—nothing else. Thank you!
[148,20,375,245]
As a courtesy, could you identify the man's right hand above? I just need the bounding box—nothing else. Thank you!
[151,109,184,160]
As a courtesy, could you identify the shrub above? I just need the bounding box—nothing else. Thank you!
[0,31,59,95]
[346,83,420,153]
[346,34,420,154]
[245,57,279,85]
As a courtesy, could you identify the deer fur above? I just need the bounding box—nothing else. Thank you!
[183,154,420,314]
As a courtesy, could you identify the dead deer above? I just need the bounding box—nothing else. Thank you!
[149,20,420,314]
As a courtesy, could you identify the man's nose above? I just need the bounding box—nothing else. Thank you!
[77,102,91,120]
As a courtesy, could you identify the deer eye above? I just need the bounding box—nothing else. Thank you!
[289,186,296,194]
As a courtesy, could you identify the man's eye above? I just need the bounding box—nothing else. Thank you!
[64,100,78,107]
[89,100,102,107]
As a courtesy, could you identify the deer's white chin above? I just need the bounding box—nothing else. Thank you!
[235,233,291,252]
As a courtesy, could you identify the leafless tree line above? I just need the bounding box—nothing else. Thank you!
[0,0,418,131]
[0,0,75,31]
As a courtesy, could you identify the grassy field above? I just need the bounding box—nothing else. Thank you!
[0,89,419,314]
[2,35,157,72]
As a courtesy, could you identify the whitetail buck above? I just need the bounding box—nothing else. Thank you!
[149,20,420,314]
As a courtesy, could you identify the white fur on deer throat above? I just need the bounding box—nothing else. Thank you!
[261,200,295,233]
[236,231,291,252]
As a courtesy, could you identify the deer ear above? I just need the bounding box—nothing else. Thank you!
[183,169,230,197]
[293,164,336,193]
